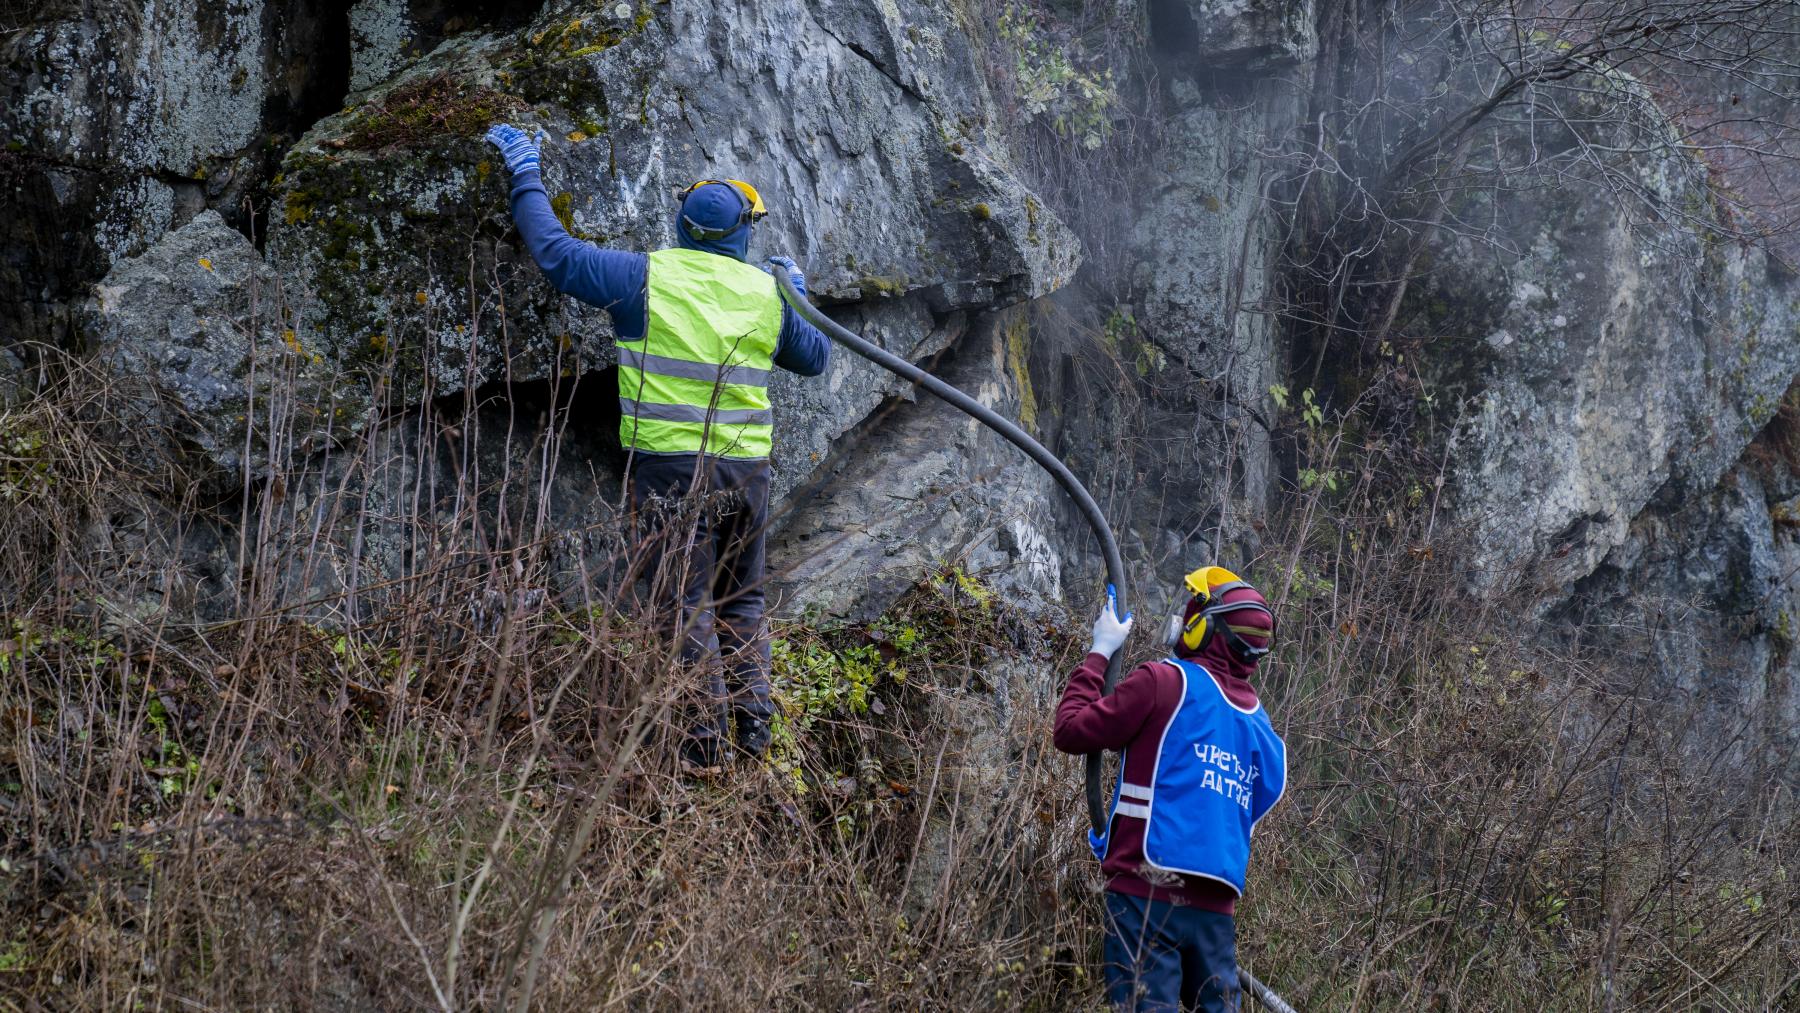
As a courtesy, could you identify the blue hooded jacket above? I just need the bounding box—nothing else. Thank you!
[505,171,829,375]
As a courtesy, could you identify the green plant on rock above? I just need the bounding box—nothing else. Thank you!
[142,696,200,801]
[998,3,1119,150]
[1273,385,1344,494]
[0,424,51,502]
[766,628,898,795]
[0,932,28,972]
[948,566,994,609]
[772,635,886,726]
[0,616,122,677]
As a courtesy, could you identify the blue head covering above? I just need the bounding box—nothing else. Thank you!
[674,182,753,261]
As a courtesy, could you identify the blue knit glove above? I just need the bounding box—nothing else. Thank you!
[767,255,806,297]
[484,123,542,176]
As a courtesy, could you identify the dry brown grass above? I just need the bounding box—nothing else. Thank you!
[1236,426,1800,1011]
[2,338,1796,1012]
[0,353,1102,1011]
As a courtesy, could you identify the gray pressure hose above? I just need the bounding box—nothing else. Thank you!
[768,269,1124,834]
[770,269,1297,1013]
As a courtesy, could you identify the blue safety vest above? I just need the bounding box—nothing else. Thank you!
[1088,658,1287,896]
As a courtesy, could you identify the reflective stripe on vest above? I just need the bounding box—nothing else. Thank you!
[619,248,782,458]
[1114,781,1153,819]
[618,347,772,387]
[617,397,774,426]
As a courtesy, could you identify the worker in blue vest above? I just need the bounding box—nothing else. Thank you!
[485,124,831,767]
[1054,567,1287,1012]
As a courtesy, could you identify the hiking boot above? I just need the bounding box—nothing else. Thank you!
[733,714,771,760]
[680,733,724,773]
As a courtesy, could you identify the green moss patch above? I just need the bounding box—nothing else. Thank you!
[337,75,525,153]
[550,191,576,232]
[856,275,909,299]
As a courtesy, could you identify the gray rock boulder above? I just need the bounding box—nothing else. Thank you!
[1410,75,1800,594]
[262,0,1079,494]
[1155,0,1318,72]
[83,211,372,493]
[251,380,627,623]
[1,0,353,346]
[1562,462,1800,778]
[770,308,1070,619]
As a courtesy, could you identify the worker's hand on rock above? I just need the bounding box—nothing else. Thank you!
[1088,584,1133,658]
[767,255,807,296]
[484,123,542,176]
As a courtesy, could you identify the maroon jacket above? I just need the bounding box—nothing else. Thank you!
[1054,591,1271,916]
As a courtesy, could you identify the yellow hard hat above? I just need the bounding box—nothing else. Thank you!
[1169,565,1274,657]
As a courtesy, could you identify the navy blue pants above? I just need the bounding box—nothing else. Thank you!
[628,453,773,759]
[1103,892,1239,1012]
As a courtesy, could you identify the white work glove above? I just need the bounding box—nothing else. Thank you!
[1088,584,1133,658]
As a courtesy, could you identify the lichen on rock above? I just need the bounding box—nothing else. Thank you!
[83,210,373,494]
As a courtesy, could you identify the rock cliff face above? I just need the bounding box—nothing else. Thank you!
[2,0,354,344]
[18,0,1088,622]
[6,0,1800,770]
[82,210,365,495]
[265,1,1078,401]
[1423,98,1800,598]
[1398,67,1800,768]
[1120,0,1315,576]
[1562,459,1800,772]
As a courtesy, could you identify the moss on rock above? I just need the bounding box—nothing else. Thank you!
[336,74,524,152]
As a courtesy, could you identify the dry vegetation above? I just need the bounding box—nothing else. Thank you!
[4,3,1799,1008]
[2,336,1795,1011]
[1245,430,1799,1010]
[0,351,1102,1010]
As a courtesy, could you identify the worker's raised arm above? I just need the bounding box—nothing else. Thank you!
[1055,653,1160,753]
[486,124,649,337]
[766,255,830,376]
[1054,589,1155,752]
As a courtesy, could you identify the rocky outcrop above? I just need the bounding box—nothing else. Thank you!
[16,0,1800,774]
[1118,0,1314,578]
[263,0,1078,489]
[769,308,1068,619]
[61,0,1089,620]
[83,211,370,494]
[251,375,627,621]
[12,0,1326,626]
[1155,0,1316,72]
[1415,76,1800,596]
[1,0,353,347]
[1561,459,1800,777]
[1396,66,1800,773]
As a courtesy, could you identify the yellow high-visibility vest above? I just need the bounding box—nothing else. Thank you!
[617,248,782,458]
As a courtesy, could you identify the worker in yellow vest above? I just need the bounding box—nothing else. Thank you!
[487,124,831,766]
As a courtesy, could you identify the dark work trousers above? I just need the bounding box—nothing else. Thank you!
[627,452,773,759]
[1103,892,1240,1012]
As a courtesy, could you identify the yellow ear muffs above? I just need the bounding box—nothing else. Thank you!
[1180,600,1212,652]
[1171,563,1276,660]
[1177,565,1250,651]
[725,178,768,221]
